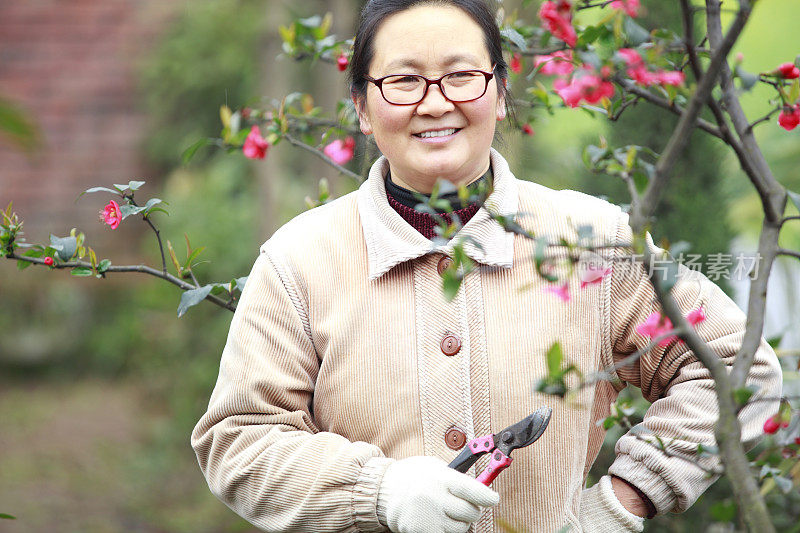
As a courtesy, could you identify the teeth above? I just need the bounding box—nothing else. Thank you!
[417,128,457,138]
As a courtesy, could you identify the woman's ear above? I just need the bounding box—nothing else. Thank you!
[353,95,373,135]
[496,83,507,122]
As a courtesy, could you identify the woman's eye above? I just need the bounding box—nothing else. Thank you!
[389,76,420,84]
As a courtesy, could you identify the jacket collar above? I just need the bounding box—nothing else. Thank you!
[357,148,519,281]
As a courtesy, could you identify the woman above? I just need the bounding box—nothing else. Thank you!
[191,1,782,532]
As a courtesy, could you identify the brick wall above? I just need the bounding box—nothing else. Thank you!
[0,0,174,252]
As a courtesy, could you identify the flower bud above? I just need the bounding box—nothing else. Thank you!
[337,54,349,72]
[44,256,54,267]
[777,62,800,79]
[763,415,780,434]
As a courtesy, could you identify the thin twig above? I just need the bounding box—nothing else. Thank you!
[283,132,364,182]
[777,248,800,260]
[747,107,782,134]
[617,413,724,476]
[782,216,800,224]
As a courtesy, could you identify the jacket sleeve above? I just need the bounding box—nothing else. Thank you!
[191,248,393,532]
[605,217,783,515]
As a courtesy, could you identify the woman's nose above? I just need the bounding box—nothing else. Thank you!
[415,83,455,116]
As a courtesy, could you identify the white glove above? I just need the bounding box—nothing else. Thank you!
[578,475,645,533]
[377,455,500,533]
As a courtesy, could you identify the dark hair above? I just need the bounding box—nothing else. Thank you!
[348,0,510,110]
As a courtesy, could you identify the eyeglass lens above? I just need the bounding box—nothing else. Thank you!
[381,71,488,105]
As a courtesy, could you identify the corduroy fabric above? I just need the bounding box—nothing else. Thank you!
[191,149,782,533]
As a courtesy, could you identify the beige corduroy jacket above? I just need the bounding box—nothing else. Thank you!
[191,149,782,533]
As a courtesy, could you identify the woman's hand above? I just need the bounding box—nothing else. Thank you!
[579,476,645,532]
[377,456,500,533]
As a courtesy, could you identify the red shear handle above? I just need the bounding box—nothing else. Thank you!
[476,450,513,486]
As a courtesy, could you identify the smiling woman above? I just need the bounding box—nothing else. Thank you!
[190,1,782,532]
[352,3,507,193]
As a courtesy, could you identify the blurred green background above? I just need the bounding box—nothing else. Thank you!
[1,0,798,531]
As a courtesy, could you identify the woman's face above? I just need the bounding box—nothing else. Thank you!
[355,5,506,193]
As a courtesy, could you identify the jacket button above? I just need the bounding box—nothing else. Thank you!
[445,427,467,450]
[437,255,454,276]
[441,335,461,356]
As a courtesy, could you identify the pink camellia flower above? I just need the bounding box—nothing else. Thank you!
[610,0,640,17]
[652,70,686,86]
[617,48,644,67]
[337,54,349,72]
[538,0,577,48]
[580,264,612,289]
[323,136,355,165]
[544,282,571,302]
[764,416,780,434]
[554,72,615,108]
[510,53,523,74]
[534,51,574,76]
[522,124,535,136]
[686,307,706,326]
[777,62,800,79]
[635,312,677,346]
[243,125,269,159]
[100,199,122,229]
[778,105,800,131]
[636,308,707,346]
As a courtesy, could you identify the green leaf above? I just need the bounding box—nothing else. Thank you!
[583,145,608,168]
[97,259,111,273]
[70,267,93,277]
[788,190,800,213]
[545,342,564,377]
[576,25,604,47]
[732,385,758,406]
[177,285,213,317]
[182,138,212,164]
[120,198,165,219]
[623,18,650,46]
[789,79,800,106]
[78,186,119,199]
[657,255,680,293]
[16,259,33,271]
[766,333,784,349]
[696,443,718,456]
[49,234,77,261]
[734,66,758,91]
[500,28,527,51]
[602,416,616,430]
[0,513,16,520]
[442,270,462,301]
[709,499,736,522]
[773,475,794,494]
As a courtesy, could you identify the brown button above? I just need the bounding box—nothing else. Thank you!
[445,427,467,450]
[441,334,461,356]
[437,255,454,276]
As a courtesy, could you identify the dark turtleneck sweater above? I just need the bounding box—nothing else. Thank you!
[384,168,491,240]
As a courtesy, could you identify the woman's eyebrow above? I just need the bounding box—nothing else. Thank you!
[383,54,483,72]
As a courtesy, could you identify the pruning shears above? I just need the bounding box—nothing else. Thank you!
[447,406,552,486]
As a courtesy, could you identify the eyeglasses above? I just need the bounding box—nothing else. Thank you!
[364,67,496,105]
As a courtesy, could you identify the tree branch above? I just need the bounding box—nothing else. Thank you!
[11,253,236,313]
[629,0,752,233]
[617,79,723,139]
